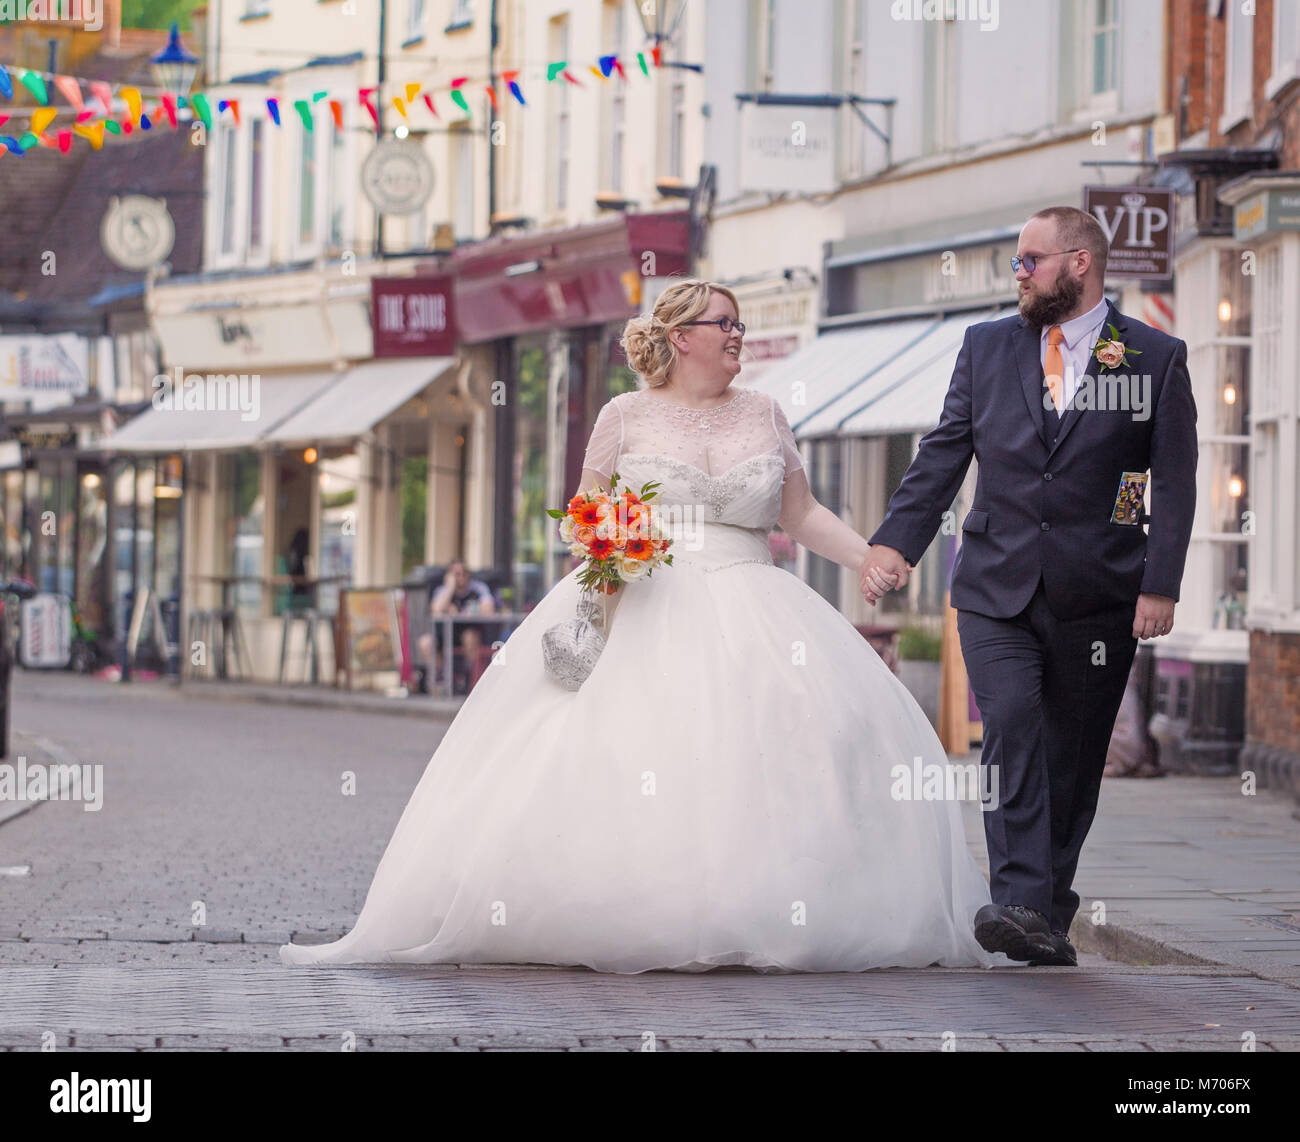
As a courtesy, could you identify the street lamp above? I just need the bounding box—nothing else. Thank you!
[150,22,200,97]
[634,0,702,72]
[636,0,687,45]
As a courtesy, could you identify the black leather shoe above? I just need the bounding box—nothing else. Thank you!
[974,904,1055,961]
[1028,930,1077,967]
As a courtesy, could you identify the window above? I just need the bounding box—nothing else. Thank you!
[1247,242,1299,625]
[923,11,959,154]
[669,81,685,179]
[452,125,474,239]
[248,118,267,258]
[601,0,626,194]
[243,0,270,16]
[1090,0,1118,97]
[549,16,571,213]
[511,338,550,607]
[325,111,351,250]
[449,0,474,27]
[1222,0,1253,131]
[1269,0,1300,98]
[406,0,426,41]
[758,0,776,91]
[218,121,239,259]
[230,453,264,618]
[297,113,318,252]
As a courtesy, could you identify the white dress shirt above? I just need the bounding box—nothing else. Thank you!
[1038,296,1110,411]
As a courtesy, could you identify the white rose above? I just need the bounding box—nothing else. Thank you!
[559,515,575,542]
[569,541,587,558]
[617,555,650,582]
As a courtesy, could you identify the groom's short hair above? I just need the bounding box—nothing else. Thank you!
[1028,206,1109,279]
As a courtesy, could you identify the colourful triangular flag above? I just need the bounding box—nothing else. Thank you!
[73,120,106,149]
[90,81,113,116]
[19,70,48,104]
[190,92,212,130]
[121,86,142,125]
[54,75,84,109]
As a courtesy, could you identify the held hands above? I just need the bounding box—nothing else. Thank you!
[1134,593,1176,640]
[860,544,913,607]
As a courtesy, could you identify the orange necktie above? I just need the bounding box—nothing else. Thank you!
[1044,325,1065,413]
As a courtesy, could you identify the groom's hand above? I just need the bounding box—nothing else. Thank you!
[861,544,912,606]
[1133,593,1176,640]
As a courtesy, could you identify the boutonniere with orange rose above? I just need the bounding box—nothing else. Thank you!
[540,473,674,690]
[1092,323,1142,371]
[546,472,674,594]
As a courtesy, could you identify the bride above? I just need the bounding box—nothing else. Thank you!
[280,279,1001,973]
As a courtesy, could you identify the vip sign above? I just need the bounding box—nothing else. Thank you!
[1084,186,1174,280]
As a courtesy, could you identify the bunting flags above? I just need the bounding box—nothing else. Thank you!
[0,47,664,158]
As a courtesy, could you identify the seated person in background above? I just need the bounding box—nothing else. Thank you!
[416,560,497,694]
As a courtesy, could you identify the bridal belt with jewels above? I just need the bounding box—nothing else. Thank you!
[667,522,775,574]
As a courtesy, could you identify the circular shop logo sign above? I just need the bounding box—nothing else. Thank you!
[361,139,435,214]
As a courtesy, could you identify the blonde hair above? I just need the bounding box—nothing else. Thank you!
[619,278,741,387]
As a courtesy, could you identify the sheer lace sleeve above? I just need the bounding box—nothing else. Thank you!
[582,397,624,480]
[770,396,805,483]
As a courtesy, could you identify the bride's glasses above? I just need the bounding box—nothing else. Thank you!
[681,316,746,337]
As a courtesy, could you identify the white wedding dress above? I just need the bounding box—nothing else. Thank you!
[280,384,999,972]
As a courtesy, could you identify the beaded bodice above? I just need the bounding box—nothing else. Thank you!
[581,386,804,531]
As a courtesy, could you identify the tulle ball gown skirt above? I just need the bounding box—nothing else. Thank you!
[280,523,998,973]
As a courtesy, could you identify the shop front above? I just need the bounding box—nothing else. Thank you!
[1141,149,1282,774]
[1217,171,1300,800]
[448,211,691,610]
[0,405,169,676]
[103,262,475,685]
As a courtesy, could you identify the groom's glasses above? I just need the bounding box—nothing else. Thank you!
[681,317,746,336]
[1010,249,1081,275]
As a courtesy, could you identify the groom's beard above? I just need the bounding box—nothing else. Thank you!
[1018,265,1085,329]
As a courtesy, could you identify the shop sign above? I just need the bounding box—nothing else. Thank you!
[371,276,457,358]
[1084,185,1174,280]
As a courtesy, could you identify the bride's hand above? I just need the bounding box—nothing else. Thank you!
[861,567,899,605]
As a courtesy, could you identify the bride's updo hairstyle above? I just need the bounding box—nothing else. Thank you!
[620,278,741,388]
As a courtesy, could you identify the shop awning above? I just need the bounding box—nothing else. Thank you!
[747,316,940,433]
[101,370,343,453]
[772,307,1016,439]
[264,357,458,445]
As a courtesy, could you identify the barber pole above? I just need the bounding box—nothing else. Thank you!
[1143,293,1175,333]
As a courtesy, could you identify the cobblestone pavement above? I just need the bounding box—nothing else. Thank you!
[2,672,1299,1052]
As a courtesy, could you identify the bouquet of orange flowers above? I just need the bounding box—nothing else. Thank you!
[540,473,673,690]
[546,471,674,594]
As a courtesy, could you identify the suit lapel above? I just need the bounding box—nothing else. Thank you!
[1014,320,1051,450]
[1014,299,1130,457]
[1050,299,1128,457]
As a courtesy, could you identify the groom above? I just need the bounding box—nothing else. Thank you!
[861,206,1197,966]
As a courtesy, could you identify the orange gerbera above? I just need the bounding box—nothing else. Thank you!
[586,536,617,560]
[567,493,587,514]
[623,537,656,561]
[573,500,604,527]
